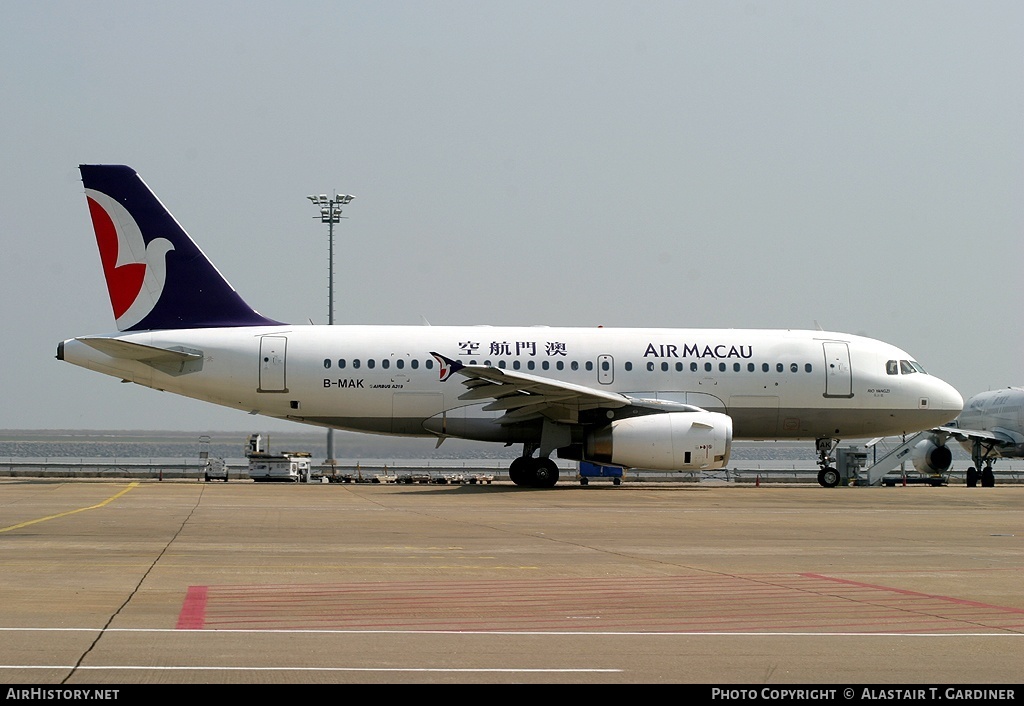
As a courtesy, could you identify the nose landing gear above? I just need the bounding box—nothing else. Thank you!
[816,437,841,488]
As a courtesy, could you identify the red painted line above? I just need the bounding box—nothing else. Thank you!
[800,573,1024,613]
[176,574,1024,633]
[176,585,209,630]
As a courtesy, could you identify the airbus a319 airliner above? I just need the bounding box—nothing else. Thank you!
[57,165,964,487]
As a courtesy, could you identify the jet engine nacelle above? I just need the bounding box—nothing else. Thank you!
[584,411,733,471]
[910,436,953,474]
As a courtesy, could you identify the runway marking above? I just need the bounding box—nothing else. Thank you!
[0,483,139,533]
[177,585,207,630]
[1,626,1022,636]
[0,664,620,673]
[801,573,1024,613]
[173,574,1024,634]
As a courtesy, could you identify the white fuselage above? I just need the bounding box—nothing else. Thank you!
[61,325,963,443]
[953,387,1024,459]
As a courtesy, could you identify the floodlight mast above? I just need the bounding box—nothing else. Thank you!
[306,192,355,464]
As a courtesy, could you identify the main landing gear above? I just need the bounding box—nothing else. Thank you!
[816,437,841,488]
[967,462,996,487]
[966,439,997,487]
[508,443,560,488]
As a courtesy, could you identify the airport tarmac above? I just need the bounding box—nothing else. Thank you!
[0,477,1021,685]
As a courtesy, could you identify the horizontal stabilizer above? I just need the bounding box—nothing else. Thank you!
[77,337,204,376]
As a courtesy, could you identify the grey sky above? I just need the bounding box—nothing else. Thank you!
[1,1,1021,434]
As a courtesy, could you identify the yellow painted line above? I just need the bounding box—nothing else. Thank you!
[0,482,140,532]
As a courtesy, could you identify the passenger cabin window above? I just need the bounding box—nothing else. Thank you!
[323,359,331,369]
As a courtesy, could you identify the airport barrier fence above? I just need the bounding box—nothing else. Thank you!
[0,458,1021,485]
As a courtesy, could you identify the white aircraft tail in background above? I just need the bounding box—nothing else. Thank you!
[58,165,964,487]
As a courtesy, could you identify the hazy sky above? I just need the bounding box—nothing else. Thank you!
[2,1,1021,435]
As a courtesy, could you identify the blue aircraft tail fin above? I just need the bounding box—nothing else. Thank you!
[79,164,283,332]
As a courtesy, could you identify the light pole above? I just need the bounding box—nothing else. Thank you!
[307,191,355,464]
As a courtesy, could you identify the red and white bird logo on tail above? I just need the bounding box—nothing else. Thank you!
[85,189,173,331]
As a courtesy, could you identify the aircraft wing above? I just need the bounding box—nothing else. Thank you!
[931,425,1016,447]
[432,352,707,425]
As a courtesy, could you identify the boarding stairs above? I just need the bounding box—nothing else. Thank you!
[859,433,926,486]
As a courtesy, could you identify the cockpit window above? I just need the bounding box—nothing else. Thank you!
[888,359,928,375]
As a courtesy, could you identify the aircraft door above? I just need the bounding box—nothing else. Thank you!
[823,341,852,398]
[258,335,288,393]
[598,355,614,385]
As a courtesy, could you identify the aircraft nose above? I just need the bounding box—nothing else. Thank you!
[931,378,964,415]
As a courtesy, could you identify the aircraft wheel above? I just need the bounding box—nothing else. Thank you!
[817,467,840,488]
[579,477,589,486]
[509,457,530,486]
[532,458,560,488]
[966,467,979,487]
[981,466,995,487]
